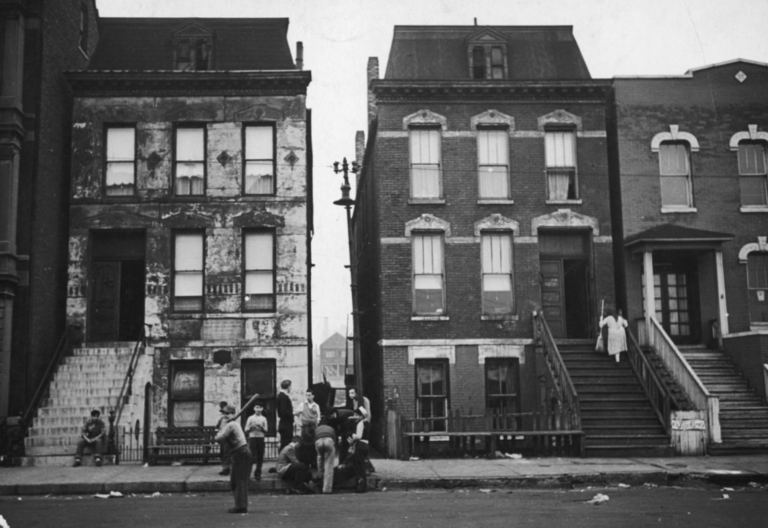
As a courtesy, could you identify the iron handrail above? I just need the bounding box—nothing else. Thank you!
[20,325,80,432]
[532,311,581,431]
[625,327,673,434]
[109,325,149,461]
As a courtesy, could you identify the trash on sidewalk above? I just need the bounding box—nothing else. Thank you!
[495,451,522,459]
[721,487,734,492]
[479,488,497,493]
[618,483,630,488]
[171,461,183,466]
[93,491,124,499]
[146,491,162,498]
[409,457,420,461]
[643,483,658,488]
[586,493,610,505]
[748,482,761,488]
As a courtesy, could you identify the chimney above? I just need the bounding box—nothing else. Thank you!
[355,130,365,186]
[296,41,304,71]
[367,57,379,126]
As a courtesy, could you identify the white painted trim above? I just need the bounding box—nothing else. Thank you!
[661,206,698,214]
[538,109,582,131]
[545,199,583,206]
[531,208,600,236]
[738,236,768,263]
[740,206,768,213]
[381,338,533,347]
[715,250,729,336]
[477,199,515,205]
[470,109,515,131]
[651,125,700,152]
[411,316,450,322]
[478,344,525,364]
[404,214,451,236]
[643,251,655,330]
[403,109,448,131]
[729,125,768,150]
[408,345,455,365]
[473,214,519,237]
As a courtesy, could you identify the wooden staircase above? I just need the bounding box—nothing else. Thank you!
[679,346,768,455]
[21,344,137,466]
[560,343,672,457]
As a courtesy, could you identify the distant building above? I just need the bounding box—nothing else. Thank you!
[354,25,615,450]
[319,332,351,387]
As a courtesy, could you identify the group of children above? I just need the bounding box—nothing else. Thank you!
[215,386,371,514]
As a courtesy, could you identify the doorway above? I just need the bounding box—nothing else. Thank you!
[539,231,594,339]
[88,231,146,342]
[644,256,701,344]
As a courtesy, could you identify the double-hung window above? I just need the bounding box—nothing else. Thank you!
[243,231,275,311]
[481,233,513,314]
[413,233,445,315]
[490,47,504,79]
[244,125,275,195]
[105,127,136,196]
[169,361,204,427]
[173,231,204,312]
[485,358,519,410]
[174,126,205,196]
[545,129,577,200]
[478,128,509,198]
[659,141,693,207]
[410,128,442,199]
[416,360,448,432]
[737,141,768,206]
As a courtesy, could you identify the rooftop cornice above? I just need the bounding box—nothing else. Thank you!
[372,79,610,102]
[65,70,311,97]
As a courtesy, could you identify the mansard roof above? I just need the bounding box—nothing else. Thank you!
[88,18,297,71]
[384,25,592,81]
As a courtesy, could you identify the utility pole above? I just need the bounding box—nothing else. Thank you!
[332,158,362,395]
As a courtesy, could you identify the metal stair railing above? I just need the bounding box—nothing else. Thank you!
[625,327,674,434]
[532,311,581,434]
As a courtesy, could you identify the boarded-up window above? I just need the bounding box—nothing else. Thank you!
[413,234,444,314]
[105,127,135,196]
[478,129,509,198]
[738,141,768,206]
[244,231,275,311]
[173,232,204,312]
[659,142,692,207]
[169,361,204,427]
[410,129,442,199]
[545,130,577,200]
[244,125,275,195]
[482,233,513,314]
[175,127,205,196]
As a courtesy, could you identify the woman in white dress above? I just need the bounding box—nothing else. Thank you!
[599,307,628,362]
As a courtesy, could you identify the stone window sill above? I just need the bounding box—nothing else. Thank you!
[546,199,582,205]
[411,315,450,321]
[481,314,519,321]
[661,206,697,214]
[478,199,514,205]
[408,198,446,205]
[740,206,768,213]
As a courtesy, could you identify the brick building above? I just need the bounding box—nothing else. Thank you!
[608,60,768,453]
[353,25,616,451]
[0,0,99,423]
[319,332,351,388]
[19,16,313,464]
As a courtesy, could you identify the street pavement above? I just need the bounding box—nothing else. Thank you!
[2,454,768,496]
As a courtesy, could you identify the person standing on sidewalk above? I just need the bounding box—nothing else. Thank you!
[276,380,294,451]
[215,405,252,514]
[314,422,337,494]
[73,409,106,467]
[245,404,267,480]
[294,389,320,440]
[216,401,232,476]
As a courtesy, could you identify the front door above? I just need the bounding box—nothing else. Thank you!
[645,265,700,344]
[89,261,121,341]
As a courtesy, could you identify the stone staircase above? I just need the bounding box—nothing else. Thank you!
[560,343,672,457]
[679,346,768,455]
[21,344,137,467]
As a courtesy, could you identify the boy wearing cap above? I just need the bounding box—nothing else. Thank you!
[215,405,252,514]
[73,409,106,467]
[216,401,232,476]
[245,404,268,480]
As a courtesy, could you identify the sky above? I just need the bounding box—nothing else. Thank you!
[95,0,768,349]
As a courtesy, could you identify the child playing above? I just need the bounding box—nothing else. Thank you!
[294,389,320,439]
[245,404,268,480]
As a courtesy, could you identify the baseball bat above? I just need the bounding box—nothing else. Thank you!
[230,393,260,421]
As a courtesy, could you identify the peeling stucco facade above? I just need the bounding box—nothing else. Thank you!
[65,75,313,428]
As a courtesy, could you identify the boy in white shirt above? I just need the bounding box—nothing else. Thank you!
[245,404,268,480]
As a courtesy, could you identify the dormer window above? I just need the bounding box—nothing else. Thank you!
[172,22,213,71]
[466,29,508,80]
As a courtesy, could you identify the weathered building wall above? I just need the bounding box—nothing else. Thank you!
[66,93,311,427]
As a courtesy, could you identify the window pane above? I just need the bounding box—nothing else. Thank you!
[106,162,135,187]
[479,168,509,198]
[413,235,442,274]
[175,233,203,271]
[659,143,689,176]
[177,128,204,161]
[173,402,202,427]
[748,253,768,289]
[478,130,508,165]
[660,175,690,206]
[176,162,204,178]
[547,169,574,200]
[738,142,767,175]
[245,271,273,294]
[174,272,203,296]
[171,365,203,398]
[107,128,135,161]
[414,277,443,313]
[472,47,485,79]
[245,163,274,194]
[410,129,440,164]
[740,176,768,206]
[545,132,574,167]
[245,232,273,270]
[482,235,511,273]
[411,166,440,198]
[245,126,274,160]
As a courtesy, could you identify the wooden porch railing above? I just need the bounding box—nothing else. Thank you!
[532,311,581,431]
[639,317,721,443]
[625,328,673,434]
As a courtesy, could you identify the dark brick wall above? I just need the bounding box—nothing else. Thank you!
[612,62,768,334]
[10,0,98,414]
[723,333,768,401]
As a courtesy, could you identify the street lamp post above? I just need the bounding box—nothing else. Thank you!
[333,158,362,395]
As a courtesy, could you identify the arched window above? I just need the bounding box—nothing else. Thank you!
[658,141,693,208]
[737,140,768,206]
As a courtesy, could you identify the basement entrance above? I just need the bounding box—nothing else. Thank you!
[88,230,146,342]
[539,230,594,339]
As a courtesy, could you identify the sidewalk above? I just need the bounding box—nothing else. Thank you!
[2,454,768,496]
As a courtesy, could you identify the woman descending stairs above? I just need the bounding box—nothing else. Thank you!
[559,343,673,457]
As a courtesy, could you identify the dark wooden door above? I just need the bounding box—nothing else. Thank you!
[89,261,121,341]
[540,259,565,338]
